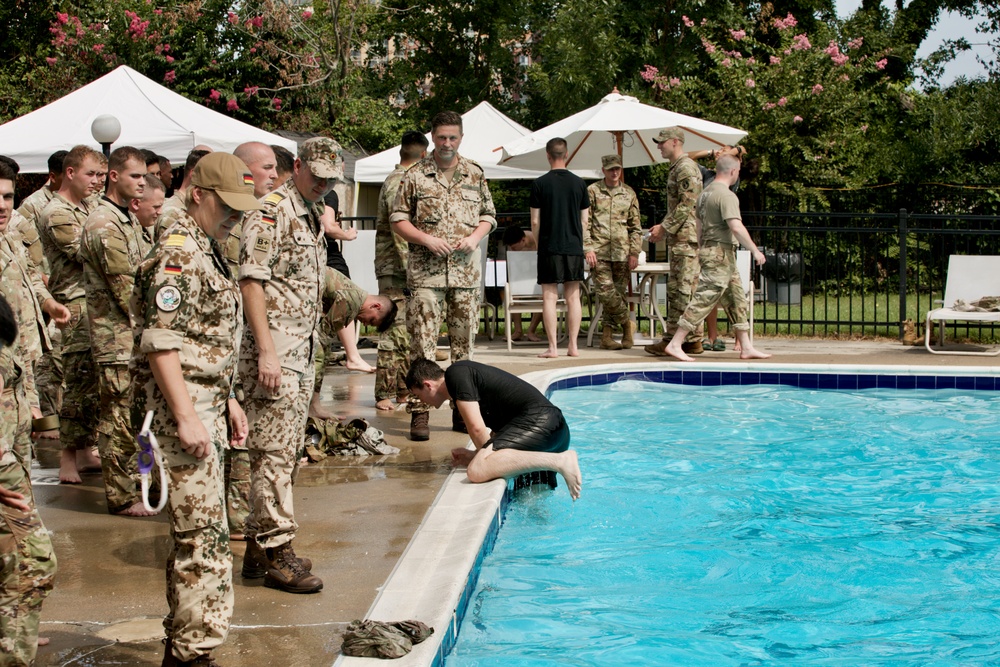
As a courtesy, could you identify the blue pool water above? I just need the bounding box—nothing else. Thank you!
[447,380,1000,666]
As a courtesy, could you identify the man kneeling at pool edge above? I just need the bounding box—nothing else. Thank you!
[405,359,582,500]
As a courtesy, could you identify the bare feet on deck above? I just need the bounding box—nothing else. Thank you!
[59,449,82,484]
[345,358,375,373]
[664,342,695,362]
[78,447,102,471]
[525,332,541,342]
[567,345,579,357]
[375,398,394,411]
[308,397,337,420]
[537,349,558,359]
[739,346,772,360]
[511,330,523,342]
[114,502,159,517]
[558,450,582,501]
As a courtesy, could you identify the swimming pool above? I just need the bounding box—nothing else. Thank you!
[449,379,1000,665]
[334,362,1000,667]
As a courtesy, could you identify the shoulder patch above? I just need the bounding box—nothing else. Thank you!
[155,285,182,312]
[261,215,276,226]
[165,232,188,248]
[264,192,286,206]
[254,237,271,252]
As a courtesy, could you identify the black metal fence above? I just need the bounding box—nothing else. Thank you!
[350,209,1000,340]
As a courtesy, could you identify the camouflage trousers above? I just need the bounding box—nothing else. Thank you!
[376,279,410,402]
[0,383,57,667]
[59,350,100,452]
[35,324,62,420]
[407,287,478,414]
[223,447,250,537]
[96,364,143,513]
[592,260,631,330]
[678,245,751,333]
[663,239,703,342]
[240,362,313,548]
[158,407,232,663]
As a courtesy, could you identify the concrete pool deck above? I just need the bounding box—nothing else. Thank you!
[31,334,999,666]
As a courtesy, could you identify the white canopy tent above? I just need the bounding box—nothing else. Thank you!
[0,65,297,173]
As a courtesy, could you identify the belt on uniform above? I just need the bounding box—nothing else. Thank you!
[701,240,737,249]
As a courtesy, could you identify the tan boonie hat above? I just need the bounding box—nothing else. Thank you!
[299,137,344,181]
[190,153,263,211]
[601,154,623,169]
[652,127,685,144]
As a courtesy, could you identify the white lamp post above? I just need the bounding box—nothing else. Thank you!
[91,114,121,158]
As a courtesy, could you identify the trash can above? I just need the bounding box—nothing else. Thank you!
[761,249,803,305]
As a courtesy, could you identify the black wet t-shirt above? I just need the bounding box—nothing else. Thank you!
[445,360,554,431]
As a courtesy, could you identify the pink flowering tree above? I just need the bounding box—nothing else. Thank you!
[640,12,899,208]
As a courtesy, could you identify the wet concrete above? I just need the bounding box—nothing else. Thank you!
[30,334,998,665]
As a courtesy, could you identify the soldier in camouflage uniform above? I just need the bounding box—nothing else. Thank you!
[585,154,642,350]
[38,145,106,484]
[15,150,67,275]
[238,138,341,595]
[390,111,497,441]
[155,149,213,240]
[130,152,257,667]
[645,127,705,356]
[323,267,396,338]
[374,130,427,411]
[80,146,156,516]
[661,155,771,362]
[0,174,58,667]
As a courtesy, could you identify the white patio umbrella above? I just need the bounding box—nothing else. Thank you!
[499,90,747,171]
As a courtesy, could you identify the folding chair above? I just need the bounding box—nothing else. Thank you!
[924,255,1000,356]
[504,251,566,351]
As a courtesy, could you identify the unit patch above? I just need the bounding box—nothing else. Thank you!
[155,285,182,312]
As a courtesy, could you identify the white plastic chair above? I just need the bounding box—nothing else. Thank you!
[924,255,1000,356]
[503,250,566,351]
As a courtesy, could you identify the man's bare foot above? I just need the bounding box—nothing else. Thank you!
[537,349,558,358]
[567,346,579,357]
[113,502,159,517]
[740,347,772,360]
[36,429,60,440]
[309,397,336,420]
[451,447,476,467]
[511,330,523,341]
[375,398,394,411]
[345,358,375,373]
[558,450,582,501]
[664,342,694,362]
[59,449,82,484]
[525,332,541,342]
[77,447,102,472]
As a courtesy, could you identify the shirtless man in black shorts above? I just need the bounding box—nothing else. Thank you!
[405,358,582,500]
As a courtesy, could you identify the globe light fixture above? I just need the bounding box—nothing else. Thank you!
[91,114,122,158]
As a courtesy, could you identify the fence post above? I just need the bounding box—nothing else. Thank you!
[898,208,908,339]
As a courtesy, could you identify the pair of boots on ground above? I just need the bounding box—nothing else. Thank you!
[242,539,323,594]
[600,320,638,350]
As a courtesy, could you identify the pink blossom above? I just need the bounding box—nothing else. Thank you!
[227,99,239,111]
[165,55,174,63]
[46,56,58,65]
[763,102,776,110]
[826,41,849,65]
[770,55,781,64]
[272,97,282,110]
[722,58,732,68]
[730,29,746,41]
[209,89,221,102]
[839,73,849,81]
[777,97,787,106]
[784,49,792,55]
[248,16,263,28]
[682,15,694,28]
[302,10,313,19]
[848,37,863,50]
[56,12,69,24]
[812,84,824,94]
[164,70,176,84]
[746,79,756,88]
[125,10,149,40]
[747,57,756,64]
[163,44,170,51]
[772,13,797,30]
[244,86,259,96]
[791,34,811,51]
[860,124,868,132]
[640,64,659,82]
[93,43,104,53]
[227,12,238,24]
[793,115,803,123]
[153,8,162,14]
[669,77,680,86]
[702,39,716,54]
[249,47,256,54]
[875,58,887,70]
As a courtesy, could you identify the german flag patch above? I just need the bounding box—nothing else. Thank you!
[164,264,182,275]
[261,215,276,226]
[243,173,254,186]
[165,233,187,248]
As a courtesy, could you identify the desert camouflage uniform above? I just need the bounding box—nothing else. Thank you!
[39,194,100,452]
[0,344,57,667]
[375,165,410,402]
[678,181,751,332]
[238,182,325,549]
[130,211,241,663]
[153,202,187,244]
[657,155,703,342]
[80,198,151,512]
[0,230,52,417]
[586,180,642,331]
[390,153,496,413]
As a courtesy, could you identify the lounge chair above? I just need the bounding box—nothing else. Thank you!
[924,255,1000,356]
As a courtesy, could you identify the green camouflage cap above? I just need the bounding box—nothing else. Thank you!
[601,154,623,169]
[652,127,685,144]
[299,137,344,180]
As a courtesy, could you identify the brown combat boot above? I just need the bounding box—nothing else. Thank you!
[162,639,220,667]
[410,411,430,441]
[600,325,623,350]
[242,538,312,579]
[264,543,323,594]
[644,339,669,356]
[621,320,637,350]
[681,340,704,355]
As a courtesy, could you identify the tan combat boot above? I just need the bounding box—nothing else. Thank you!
[621,320,637,349]
[644,339,669,356]
[242,538,312,579]
[264,542,323,594]
[601,325,623,350]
